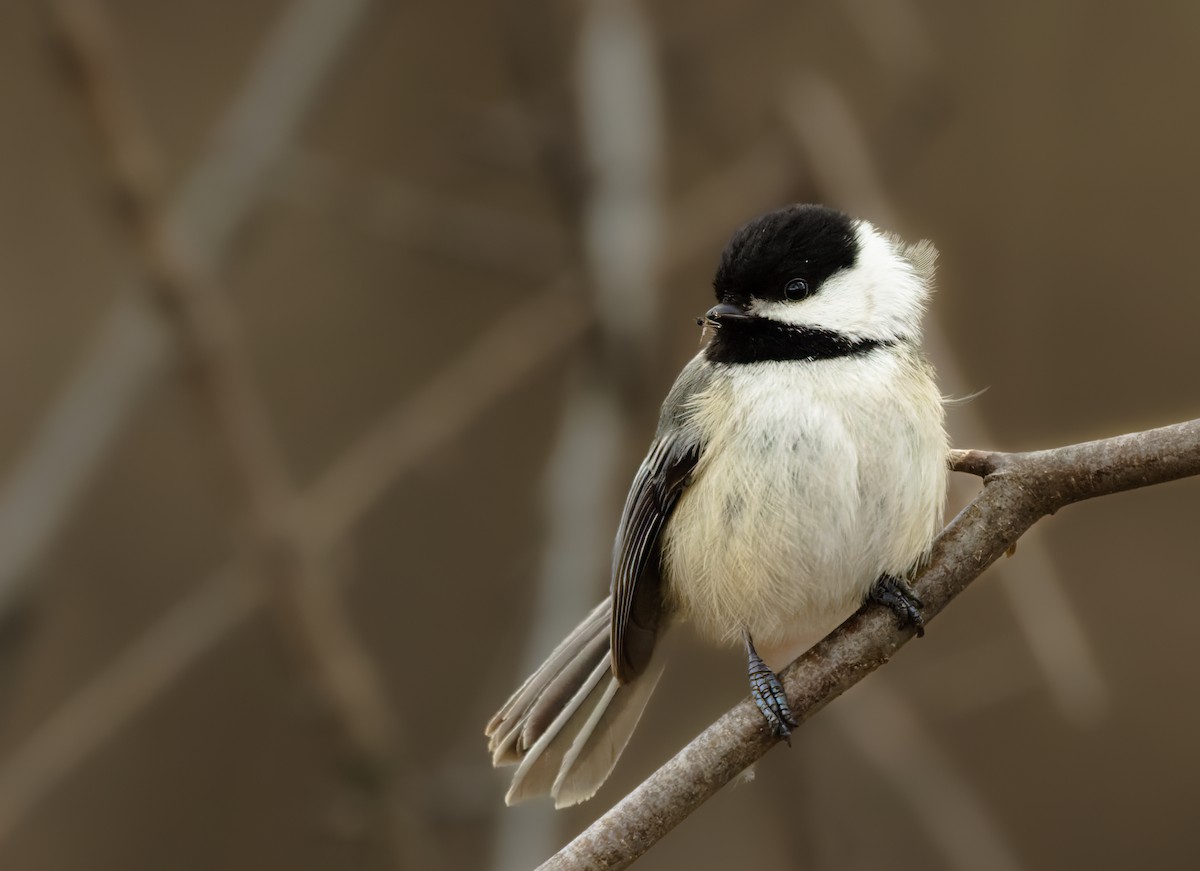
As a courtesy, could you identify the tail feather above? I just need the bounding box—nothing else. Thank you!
[519,628,608,755]
[487,600,609,766]
[551,656,664,807]
[486,597,665,807]
[506,654,611,805]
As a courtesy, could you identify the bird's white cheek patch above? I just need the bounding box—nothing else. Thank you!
[752,224,928,340]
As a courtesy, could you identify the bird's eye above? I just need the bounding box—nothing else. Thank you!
[783,277,809,300]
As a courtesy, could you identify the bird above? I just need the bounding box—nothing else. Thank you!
[486,203,948,808]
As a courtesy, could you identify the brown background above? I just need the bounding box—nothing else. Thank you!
[0,1,1198,869]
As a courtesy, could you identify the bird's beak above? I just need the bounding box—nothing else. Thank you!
[704,301,753,324]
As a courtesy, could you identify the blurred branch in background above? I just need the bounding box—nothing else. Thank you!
[303,281,590,551]
[575,0,664,369]
[45,0,433,868]
[540,420,1200,871]
[0,567,263,842]
[842,0,935,86]
[828,685,1022,871]
[269,149,571,280]
[492,1,665,867]
[0,275,593,858]
[0,0,372,618]
[0,1,1193,869]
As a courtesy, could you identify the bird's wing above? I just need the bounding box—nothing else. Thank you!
[610,433,699,683]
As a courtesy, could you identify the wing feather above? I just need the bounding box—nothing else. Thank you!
[609,433,699,682]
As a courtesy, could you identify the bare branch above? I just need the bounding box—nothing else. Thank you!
[538,418,1200,871]
[951,449,1007,478]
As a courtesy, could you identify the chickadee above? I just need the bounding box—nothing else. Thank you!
[486,204,948,807]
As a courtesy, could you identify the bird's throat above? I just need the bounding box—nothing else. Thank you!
[704,317,896,365]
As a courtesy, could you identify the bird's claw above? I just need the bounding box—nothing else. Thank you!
[744,632,798,744]
[870,574,925,637]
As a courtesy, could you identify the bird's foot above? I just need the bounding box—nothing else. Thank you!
[870,574,925,637]
[744,631,798,744]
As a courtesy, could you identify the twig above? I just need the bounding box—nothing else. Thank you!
[538,419,1200,870]
[950,448,1005,477]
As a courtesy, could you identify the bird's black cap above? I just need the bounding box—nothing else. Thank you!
[713,204,859,305]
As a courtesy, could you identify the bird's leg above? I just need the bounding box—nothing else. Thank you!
[743,630,798,744]
[870,574,925,637]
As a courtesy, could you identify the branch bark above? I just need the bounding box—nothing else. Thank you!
[538,418,1200,870]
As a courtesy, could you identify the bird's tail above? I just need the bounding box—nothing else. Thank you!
[485,598,665,808]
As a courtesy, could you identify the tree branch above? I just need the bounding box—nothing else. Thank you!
[538,418,1200,870]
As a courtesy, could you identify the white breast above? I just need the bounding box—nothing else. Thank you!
[660,350,947,661]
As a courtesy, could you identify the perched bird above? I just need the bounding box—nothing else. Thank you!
[486,204,948,807]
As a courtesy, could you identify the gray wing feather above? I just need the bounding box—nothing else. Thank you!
[609,433,699,683]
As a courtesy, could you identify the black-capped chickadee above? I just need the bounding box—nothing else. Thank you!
[486,204,948,807]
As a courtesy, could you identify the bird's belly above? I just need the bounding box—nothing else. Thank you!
[662,429,868,650]
[659,363,944,654]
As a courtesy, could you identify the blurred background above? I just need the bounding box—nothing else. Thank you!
[0,0,1198,869]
